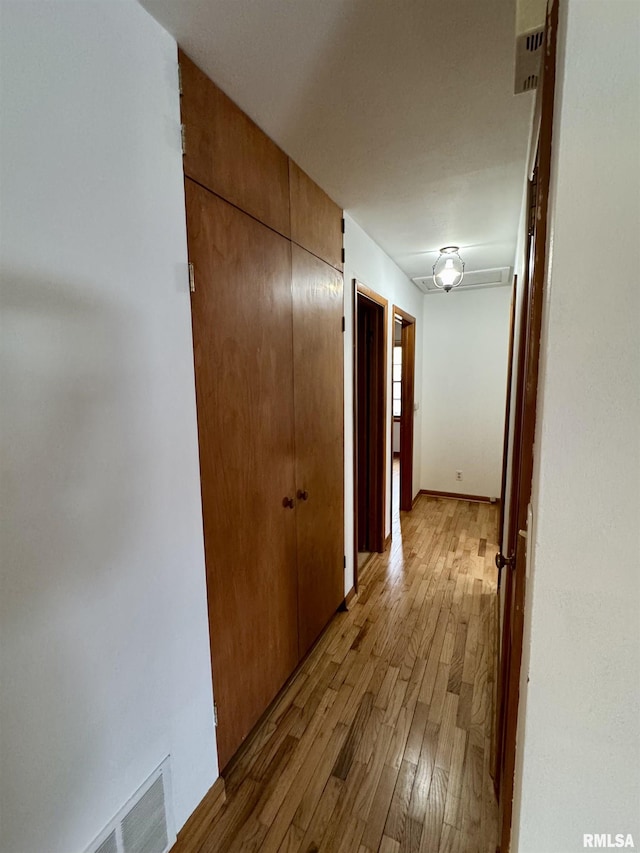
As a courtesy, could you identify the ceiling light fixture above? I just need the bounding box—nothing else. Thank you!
[433,246,465,292]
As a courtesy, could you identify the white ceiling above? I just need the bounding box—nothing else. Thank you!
[140,0,534,283]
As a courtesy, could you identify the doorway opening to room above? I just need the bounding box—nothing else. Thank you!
[354,281,387,587]
[390,306,416,533]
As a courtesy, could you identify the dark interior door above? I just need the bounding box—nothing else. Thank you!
[356,294,385,553]
[186,179,299,770]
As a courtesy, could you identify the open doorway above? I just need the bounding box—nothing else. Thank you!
[391,307,416,531]
[353,281,387,586]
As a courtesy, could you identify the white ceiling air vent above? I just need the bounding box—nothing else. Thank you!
[515,25,544,94]
[85,758,175,853]
[413,266,512,294]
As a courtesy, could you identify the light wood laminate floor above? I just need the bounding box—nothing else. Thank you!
[178,494,499,853]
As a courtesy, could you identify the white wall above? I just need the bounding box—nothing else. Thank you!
[420,286,512,498]
[512,1,640,850]
[343,215,424,592]
[0,4,217,852]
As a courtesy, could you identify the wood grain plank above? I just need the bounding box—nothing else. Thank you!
[292,722,347,831]
[384,759,418,842]
[297,775,343,851]
[353,723,395,821]
[407,721,439,823]
[320,762,368,851]
[443,727,467,828]
[435,693,460,772]
[276,823,304,853]
[361,764,400,851]
[447,622,468,695]
[380,837,401,853]
[437,822,461,853]
[403,702,430,766]
[421,765,448,853]
[332,692,375,780]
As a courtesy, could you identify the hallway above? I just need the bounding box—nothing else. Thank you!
[178,497,499,853]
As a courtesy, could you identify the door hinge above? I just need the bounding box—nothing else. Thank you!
[188,262,196,293]
[343,555,346,569]
[495,551,515,571]
[341,217,345,234]
[341,316,346,332]
[181,123,187,156]
[213,703,218,727]
[178,63,183,96]
[495,551,515,593]
[341,247,345,264]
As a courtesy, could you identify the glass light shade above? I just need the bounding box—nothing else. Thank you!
[433,247,465,292]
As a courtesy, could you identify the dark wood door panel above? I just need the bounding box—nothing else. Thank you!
[291,244,344,657]
[356,299,369,553]
[356,289,387,555]
[289,160,343,271]
[180,51,291,238]
[186,179,298,769]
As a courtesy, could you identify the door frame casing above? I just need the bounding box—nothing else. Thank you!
[492,275,519,790]
[496,1,558,849]
[496,277,517,572]
[391,306,416,514]
[353,279,388,590]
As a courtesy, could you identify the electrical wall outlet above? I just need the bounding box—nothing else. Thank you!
[455,470,463,481]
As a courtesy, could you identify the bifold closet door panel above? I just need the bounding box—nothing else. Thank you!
[292,244,345,657]
[289,160,343,272]
[186,179,298,770]
[180,50,291,238]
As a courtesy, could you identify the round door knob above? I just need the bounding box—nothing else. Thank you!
[282,497,295,509]
[297,489,309,501]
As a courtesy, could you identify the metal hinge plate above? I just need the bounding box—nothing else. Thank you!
[181,123,187,156]
[188,262,195,293]
[213,703,218,727]
[178,63,183,96]
[341,316,345,332]
[495,551,515,570]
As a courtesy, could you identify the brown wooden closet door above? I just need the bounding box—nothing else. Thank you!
[292,244,344,657]
[180,51,290,237]
[186,178,298,770]
[289,161,343,271]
